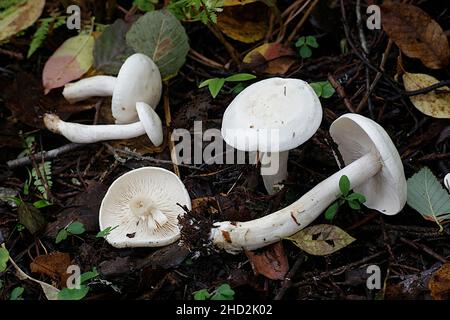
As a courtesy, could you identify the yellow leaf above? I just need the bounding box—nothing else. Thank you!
[42,34,95,94]
[429,263,450,300]
[403,72,450,119]
[0,0,46,41]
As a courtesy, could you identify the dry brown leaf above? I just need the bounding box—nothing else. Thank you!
[242,42,296,75]
[0,0,45,41]
[245,241,289,280]
[380,3,450,69]
[403,72,450,119]
[30,252,71,286]
[217,4,268,43]
[428,263,450,300]
[192,197,218,215]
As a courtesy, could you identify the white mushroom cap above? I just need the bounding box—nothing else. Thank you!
[99,167,191,248]
[112,53,162,124]
[221,78,322,152]
[136,102,163,147]
[329,113,407,215]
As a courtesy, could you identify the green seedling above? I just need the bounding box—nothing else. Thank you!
[193,283,235,300]
[295,35,319,58]
[56,221,86,244]
[325,175,366,220]
[199,73,256,98]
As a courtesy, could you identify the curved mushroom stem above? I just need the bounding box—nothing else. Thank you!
[260,151,289,194]
[150,208,168,226]
[211,151,382,253]
[63,76,117,103]
[43,114,145,143]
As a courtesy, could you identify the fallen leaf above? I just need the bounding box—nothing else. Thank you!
[245,241,289,280]
[217,3,268,43]
[0,0,45,41]
[18,202,47,235]
[42,34,95,93]
[30,252,71,286]
[223,0,258,5]
[242,42,296,75]
[93,19,136,75]
[380,3,450,69]
[403,72,450,119]
[288,224,356,256]
[126,10,189,80]
[429,263,450,300]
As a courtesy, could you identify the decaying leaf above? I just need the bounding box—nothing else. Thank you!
[223,0,258,5]
[0,0,45,41]
[30,252,71,286]
[18,202,47,235]
[242,42,296,75]
[428,263,450,300]
[93,19,136,75]
[407,167,450,231]
[217,3,268,43]
[126,10,189,80]
[245,241,289,280]
[42,34,95,93]
[403,72,450,119]
[380,3,450,69]
[288,224,356,256]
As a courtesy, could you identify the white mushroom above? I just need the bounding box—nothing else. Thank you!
[444,173,450,192]
[43,102,163,146]
[212,113,407,253]
[221,78,322,194]
[63,53,162,124]
[99,167,191,248]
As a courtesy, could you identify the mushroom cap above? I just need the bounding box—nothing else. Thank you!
[221,78,322,152]
[112,53,162,124]
[136,102,163,147]
[99,167,191,248]
[329,113,407,215]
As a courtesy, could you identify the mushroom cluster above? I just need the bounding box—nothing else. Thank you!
[43,53,164,146]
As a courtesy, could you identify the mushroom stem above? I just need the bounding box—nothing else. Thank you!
[43,114,145,143]
[211,151,382,253]
[63,76,117,103]
[260,151,289,194]
[151,208,168,226]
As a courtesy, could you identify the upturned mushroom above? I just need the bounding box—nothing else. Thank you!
[43,102,163,146]
[99,167,191,248]
[212,113,407,253]
[221,77,322,194]
[445,173,450,192]
[63,53,162,124]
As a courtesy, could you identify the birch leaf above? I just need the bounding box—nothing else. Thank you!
[0,0,45,41]
[42,34,95,94]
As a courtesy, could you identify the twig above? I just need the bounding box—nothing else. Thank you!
[207,23,240,65]
[286,0,320,43]
[163,83,181,177]
[355,0,368,55]
[188,48,224,69]
[7,143,84,168]
[327,73,356,112]
[399,237,447,263]
[274,254,305,300]
[0,48,23,60]
[389,80,450,100]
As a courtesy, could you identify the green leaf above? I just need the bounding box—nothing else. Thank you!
[93,19,136,75]
[347,192,366,203]
[57,285,89,300]
[0,246,9,273]
[407,167,450,231]
[18,202,47,234]
[295,36,305,47]
[348,200,361,210]
[80,268,99,284]
[33,199,52,209]
[199,78,216,88]
[224,73,256,82]
[299,45,312,58]
[321,81,335,98]
[288,224,356,256]
[193,288,211,300]
[96,226,118,238]
[324,202,339,220]
[339,175,350,196]
[211,293,234,300]
[126,10,189,80]
[310,82,323,97]
[208,78,225,98]
[231,83,245,95]
[9,287,24,300]
[216,284,235,297]
[306,36,319,48]
[55,229,68,244]
[134,0,157,12]
[66,221,86,235]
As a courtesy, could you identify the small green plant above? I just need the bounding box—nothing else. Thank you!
[0,245,9,273]
[96,226,119,238]
[310,81,335,99]
[31,161,52,200]
[28,15,66,58]
[9,286,24,300]
[324,175,366,220]
[168,0,223,24]
[57,268,99,300]
[295,35,319,58]
[199,73,256,98]
[56,221,86,244]
[133,0,158,12]
[193,283,235,300]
